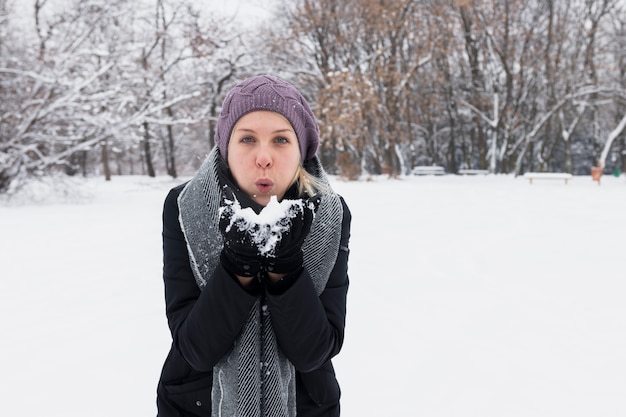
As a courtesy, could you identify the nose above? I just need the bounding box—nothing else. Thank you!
[255,145,272,169]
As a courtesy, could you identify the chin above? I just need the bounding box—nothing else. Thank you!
[254,195,271,206]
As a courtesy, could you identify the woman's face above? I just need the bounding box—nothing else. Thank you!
[228,111,301,206]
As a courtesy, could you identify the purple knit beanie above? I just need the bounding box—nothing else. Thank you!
[215,75,320,161]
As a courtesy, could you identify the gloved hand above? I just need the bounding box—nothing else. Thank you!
[218,177,321,277]
[218,183,264,278]
[263,194,321,274]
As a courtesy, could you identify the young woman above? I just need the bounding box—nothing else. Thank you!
[156,75,351,417]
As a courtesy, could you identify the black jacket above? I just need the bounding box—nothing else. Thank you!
[156,183,351,417]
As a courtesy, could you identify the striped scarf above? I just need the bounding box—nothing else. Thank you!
[177,147,342,417]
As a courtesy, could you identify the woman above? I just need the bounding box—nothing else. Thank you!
[156,75,351,417]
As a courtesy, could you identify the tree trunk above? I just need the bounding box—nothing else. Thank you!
[80,150,87,177]
[565,138,572,174]
[447,101,458,174]
[459,6,487,170]
[165,107,177,178]
[101,139,112,181]
[143,121,156,177]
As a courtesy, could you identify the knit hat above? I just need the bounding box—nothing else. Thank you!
[215,75,320,161]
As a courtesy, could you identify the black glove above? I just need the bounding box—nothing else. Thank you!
[218,183,264,278]
[218,174,321,277]
[263,194,321,274]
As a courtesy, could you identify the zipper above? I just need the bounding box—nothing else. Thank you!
[259,289,268,415]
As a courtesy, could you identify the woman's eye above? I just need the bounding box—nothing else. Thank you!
[275,136,288,144]
[240,136,254,143]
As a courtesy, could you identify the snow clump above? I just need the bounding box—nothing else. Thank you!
[220,195,304,257]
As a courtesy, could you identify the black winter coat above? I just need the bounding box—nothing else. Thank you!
[156,183,351,417]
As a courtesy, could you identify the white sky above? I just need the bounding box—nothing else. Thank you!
[10,0,275,21]
[7,0,276,43]
[212,0,274,20]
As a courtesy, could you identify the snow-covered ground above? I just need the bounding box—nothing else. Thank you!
[1,173,625,416]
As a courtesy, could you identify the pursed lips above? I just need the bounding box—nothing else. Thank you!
[255,178,274,193]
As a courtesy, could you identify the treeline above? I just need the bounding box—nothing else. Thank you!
[1,0,625,193]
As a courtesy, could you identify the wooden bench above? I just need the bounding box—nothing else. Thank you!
[523,172,573,184]
[412,166,445,175]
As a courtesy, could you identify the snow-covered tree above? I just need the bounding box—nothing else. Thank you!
[2,0,626,193]
[0,0,254,192]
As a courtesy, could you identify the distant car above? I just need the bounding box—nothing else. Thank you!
[411,166,445,175]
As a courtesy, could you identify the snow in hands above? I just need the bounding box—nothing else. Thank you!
[220,195,310,257]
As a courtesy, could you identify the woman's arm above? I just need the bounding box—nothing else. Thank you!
[265,198,351,372]
[162,184,258,372]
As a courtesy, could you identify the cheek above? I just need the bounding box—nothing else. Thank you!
[279,156,300,178]
[227,157,249,185]
[285,149,302,171]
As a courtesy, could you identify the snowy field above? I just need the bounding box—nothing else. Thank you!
[1,173,625,416]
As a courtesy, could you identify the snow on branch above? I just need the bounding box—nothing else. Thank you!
[599,112,626,168]
[0,67,56,84]
[510,85,616,169]
[457,98,499,129]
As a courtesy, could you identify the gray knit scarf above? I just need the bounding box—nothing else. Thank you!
[177,147,343,417]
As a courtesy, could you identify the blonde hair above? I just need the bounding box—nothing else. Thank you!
[293,165,327,197]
